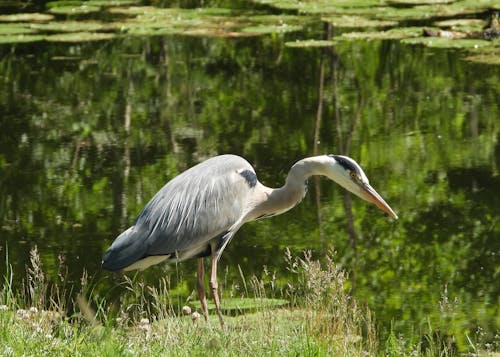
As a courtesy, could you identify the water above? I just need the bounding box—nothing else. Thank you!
[1,19,499,349]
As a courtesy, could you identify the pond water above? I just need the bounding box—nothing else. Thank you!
[1,1,499,352]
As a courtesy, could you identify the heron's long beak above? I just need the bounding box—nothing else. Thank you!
[360,183,398,219]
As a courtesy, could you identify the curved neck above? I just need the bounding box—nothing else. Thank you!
[285,156,330,188]
[251,156,330,219]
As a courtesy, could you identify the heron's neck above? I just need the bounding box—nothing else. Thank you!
[254,156,330,218]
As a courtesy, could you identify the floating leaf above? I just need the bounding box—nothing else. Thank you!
[0,34,45,44]
[340,27,424,40]
[401,36,492,48]
[0,13,54,23]
[108,6,232,18]
[30,21,113,33]
[107,6,157,16]
[48,5,101,15]
[111,7,244,36]
[285,39,338,47]
[373,5,446,21]
[248,14,306,24]
[249,0,303,11]
[251,0,389,14]
[46,31,116,42]
[432,19,484,28]
[323,15,398,28]
[110,7,309,38]
[117,24,177,36]
[46,1,84,8]
[182,29,260,37]
[387,0,455,4]
[86,0,139,6]
[253,0,498,15]
[0,23,37,35]
[298,2,388,15]
[456,0,500,9]
[242,24,303,34]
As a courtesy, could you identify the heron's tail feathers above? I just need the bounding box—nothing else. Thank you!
[101,226,148,271]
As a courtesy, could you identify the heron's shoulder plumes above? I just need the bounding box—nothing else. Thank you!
[135,155,254,242]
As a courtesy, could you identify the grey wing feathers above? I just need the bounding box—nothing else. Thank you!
[102,155,254,271]
[101,226,149,271]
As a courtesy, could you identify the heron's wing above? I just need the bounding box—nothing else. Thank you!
[135,155,255,255]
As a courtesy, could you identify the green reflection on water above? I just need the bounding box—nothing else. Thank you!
[0,18,499,352]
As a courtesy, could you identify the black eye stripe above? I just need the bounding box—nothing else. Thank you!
[329,155,357,173]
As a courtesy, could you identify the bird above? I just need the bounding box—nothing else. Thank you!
[102,154,398,327]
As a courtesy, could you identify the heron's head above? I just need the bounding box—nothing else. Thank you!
[325,155,398,219]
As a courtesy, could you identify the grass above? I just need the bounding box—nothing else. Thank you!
[0,247,497,356]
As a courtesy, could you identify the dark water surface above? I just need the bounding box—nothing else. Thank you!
[1,11,499,350]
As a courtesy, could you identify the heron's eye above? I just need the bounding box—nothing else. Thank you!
[350,171,362,183]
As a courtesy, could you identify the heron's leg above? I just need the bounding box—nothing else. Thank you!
[197,258,209,321]
[209,254,225,328]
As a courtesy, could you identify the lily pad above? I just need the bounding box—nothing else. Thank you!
[432,18,486,33]
[387,0,455,4]
[182,29,260,37]
[285,39,338,47]
[30,20,113,33]
[118,18,242,38]
[249,0,304,11]
[86,0,139,6]
[0,13,54,23]
[421,1,500,17]
[117,24,177,36]
[0,34,45,44]
[251,0,389,14]
[107,6,157,16]
[340,26,424,40]
[111,7,309,38]
[373,2,499,22]
[373,5,448,21]
[248,14,306,24]
[297,2,389,15]
[401,36,492,48]
[0,23,37,35]
[432,19,484,29]
[323,15,398,28]
[242,24,303,34]
[456,0,500,10]
[48,5,101,15]
[46,1,84,7]
[46,31,116,42]
[332,6,396,17]
[111,7,245,35]
[108,6,232,18]
[251,0,499,16]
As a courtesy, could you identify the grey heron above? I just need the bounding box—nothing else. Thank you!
[102,154,398,327]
